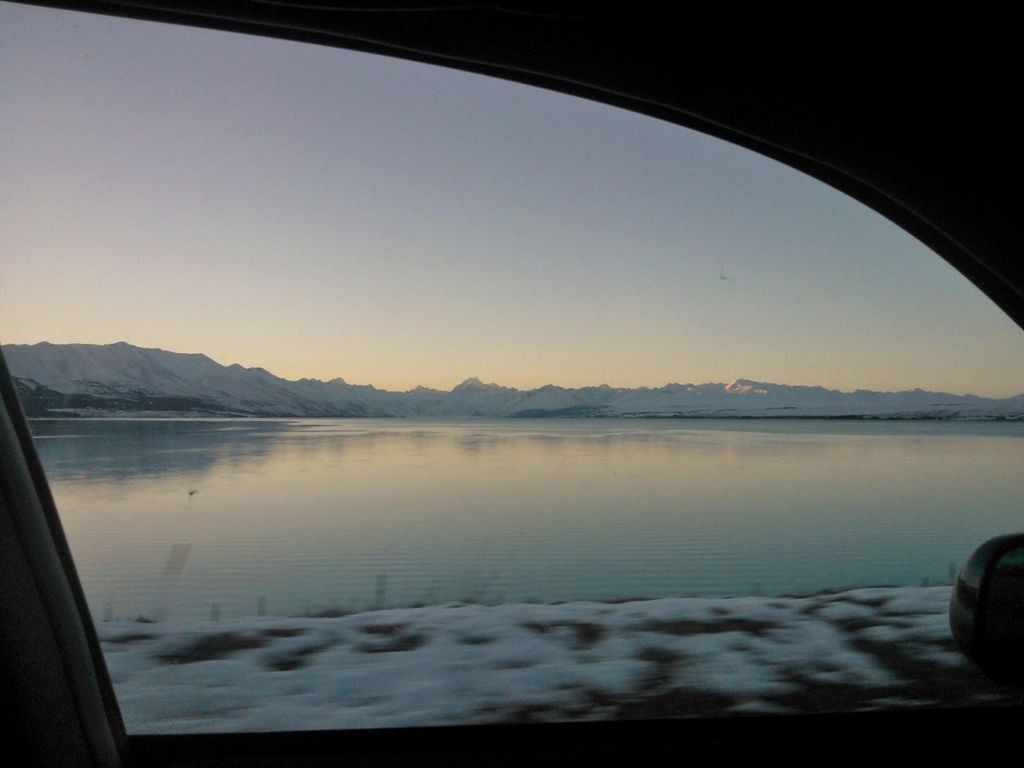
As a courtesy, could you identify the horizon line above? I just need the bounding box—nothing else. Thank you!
[3,339,1020,401]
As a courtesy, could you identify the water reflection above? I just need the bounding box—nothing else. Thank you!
[28,418,1024,622]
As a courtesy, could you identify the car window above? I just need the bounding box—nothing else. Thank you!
[3,2,1024,733]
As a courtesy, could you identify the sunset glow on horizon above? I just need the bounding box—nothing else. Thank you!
[3,3,1024,396]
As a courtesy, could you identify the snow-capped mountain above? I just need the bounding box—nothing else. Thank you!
[4,342,1023,419]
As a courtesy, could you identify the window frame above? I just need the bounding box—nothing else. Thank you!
[3,2,1023,765]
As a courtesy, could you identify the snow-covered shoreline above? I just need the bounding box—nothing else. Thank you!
[99,586,1014,733]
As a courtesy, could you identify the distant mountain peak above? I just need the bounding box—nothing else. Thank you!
[452,376,493,392]
[725,378,768,394]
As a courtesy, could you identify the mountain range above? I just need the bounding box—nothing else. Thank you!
[4,341,1023,419]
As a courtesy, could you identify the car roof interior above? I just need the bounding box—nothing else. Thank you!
[2,2,1022,765]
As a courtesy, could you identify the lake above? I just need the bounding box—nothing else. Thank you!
[27,418,1024,622]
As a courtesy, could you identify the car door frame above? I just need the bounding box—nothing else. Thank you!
[3,2,1023,765]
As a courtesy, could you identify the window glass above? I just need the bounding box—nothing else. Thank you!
[3,2,1023,732]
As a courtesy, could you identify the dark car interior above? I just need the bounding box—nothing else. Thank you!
[3,2,1023,765]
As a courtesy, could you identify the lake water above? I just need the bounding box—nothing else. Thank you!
[28,418,1024,622]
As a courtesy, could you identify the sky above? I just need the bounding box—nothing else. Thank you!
[3,3,1024,396]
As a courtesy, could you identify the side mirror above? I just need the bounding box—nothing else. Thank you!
[950,533,1024,685]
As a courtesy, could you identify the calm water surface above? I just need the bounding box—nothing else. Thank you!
[28,418,1024,621]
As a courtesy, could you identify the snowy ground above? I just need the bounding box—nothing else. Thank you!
[99,586,1016,733]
